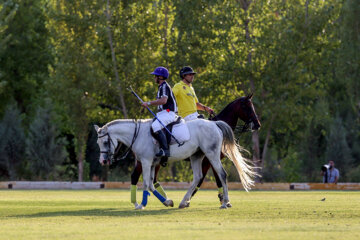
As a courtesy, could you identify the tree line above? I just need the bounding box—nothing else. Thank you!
[0,0,359,183]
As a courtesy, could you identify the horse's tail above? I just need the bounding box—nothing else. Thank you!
[215,121,258,191]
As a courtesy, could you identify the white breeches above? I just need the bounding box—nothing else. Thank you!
[151,110,177,132]
[184,112,199,122]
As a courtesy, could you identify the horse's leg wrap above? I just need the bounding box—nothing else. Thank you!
[141,190,151,207]
[153,190,166,203]
[154,182,167,199]
[218,187,224,203]
[131,185,137,204]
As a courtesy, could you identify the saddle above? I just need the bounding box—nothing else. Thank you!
[151,117,190,146]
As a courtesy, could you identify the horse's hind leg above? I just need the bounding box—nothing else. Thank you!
[207,156,231,209]
[191,158,211,198]
[179,156,203,209]
[192,158,224,204]
[210,164,225,204]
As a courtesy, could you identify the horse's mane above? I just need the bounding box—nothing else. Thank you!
[215,97,244,119]
[105,119,151,128]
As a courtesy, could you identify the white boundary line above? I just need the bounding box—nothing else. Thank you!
[1,181,359,190]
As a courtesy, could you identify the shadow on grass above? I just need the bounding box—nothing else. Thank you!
[10,207,204,218]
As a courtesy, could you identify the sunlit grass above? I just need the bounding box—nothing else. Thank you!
[0,190,359,240]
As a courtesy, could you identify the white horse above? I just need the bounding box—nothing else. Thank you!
[95,119,256,209]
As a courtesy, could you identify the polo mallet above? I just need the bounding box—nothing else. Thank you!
[128,86,184,147]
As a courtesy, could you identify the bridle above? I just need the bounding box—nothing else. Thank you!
[98,121,141,164]
[98,132,116,164]
[238,98,258,133]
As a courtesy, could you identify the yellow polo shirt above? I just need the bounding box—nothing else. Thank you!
[172,81,199,118]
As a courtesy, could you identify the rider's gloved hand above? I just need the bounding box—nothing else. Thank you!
[205,106,214,114]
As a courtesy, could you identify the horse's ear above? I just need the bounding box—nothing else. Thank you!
[247,93,253,100]
[94,125,100,132]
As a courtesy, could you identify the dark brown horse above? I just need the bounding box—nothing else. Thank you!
[130,94,261,204]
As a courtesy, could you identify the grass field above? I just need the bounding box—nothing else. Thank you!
[0,190,359,240]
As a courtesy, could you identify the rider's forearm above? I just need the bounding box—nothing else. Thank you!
[148,97,167,106]
[196,102,207,111]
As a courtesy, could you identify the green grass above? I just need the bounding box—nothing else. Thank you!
[0,190,359,240]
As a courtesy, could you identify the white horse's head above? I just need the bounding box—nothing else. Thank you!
[94,124,114,165]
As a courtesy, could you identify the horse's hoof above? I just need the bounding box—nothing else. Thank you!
[163,199,174,207]
[220,203,228,209]
[179,202,190,209]
[135,204,144,210]
[179,204,186,209]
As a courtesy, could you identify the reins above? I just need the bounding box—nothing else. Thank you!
[115,120,141,161]
[209,112,217,120]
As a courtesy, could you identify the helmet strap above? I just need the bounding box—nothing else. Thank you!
[183,75,192,85]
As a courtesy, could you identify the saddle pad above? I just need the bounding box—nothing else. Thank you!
[169,119,190,145]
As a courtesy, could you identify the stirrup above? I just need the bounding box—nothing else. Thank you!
[156,149,169,157]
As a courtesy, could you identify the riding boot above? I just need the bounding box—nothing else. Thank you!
[154,130,170,158]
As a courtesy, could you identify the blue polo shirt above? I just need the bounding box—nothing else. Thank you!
[323,168,340,183]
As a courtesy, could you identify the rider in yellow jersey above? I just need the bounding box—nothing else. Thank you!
[173,66,225,198]
[172,66,213,121]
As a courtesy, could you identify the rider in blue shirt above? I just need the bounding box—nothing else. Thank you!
[321,160,340,183]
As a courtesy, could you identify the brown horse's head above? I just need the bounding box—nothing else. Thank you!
[210,94,261,132]
[238,94,261,131]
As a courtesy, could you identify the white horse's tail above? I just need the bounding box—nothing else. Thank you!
[215,121,258,191]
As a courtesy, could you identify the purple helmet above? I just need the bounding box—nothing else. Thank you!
[150,66,169,79]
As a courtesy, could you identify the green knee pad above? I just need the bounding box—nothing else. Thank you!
[154,182,167,199]
[131,185,137,204]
